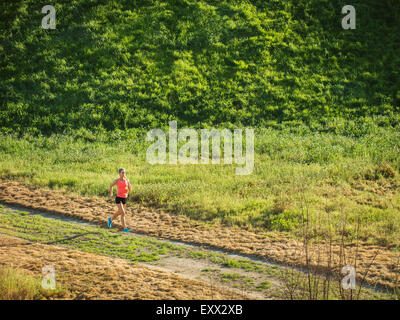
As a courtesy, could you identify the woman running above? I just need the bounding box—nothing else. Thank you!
[107,168,131,232]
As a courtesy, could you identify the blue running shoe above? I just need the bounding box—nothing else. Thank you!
[123,227,130,233]
[107,217,112,228]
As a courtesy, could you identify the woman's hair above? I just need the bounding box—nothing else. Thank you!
[118,168,125,174]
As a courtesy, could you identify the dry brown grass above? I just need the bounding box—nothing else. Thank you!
[0,235,248,300]
[0,179,399,289]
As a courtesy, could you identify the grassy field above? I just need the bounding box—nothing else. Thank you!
[2,0,399,301]
[1,123,399,248]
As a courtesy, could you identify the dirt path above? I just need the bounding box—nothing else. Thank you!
[0,179,399,290]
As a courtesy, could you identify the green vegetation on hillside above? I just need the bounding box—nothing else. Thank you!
[1,0,399,134]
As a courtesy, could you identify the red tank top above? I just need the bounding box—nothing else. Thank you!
[117,178,128,198]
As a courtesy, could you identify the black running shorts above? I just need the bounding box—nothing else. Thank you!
[115,196,127,204]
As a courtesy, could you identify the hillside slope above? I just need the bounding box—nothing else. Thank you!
[1,0,399,134]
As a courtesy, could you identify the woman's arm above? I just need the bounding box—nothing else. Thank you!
[110,179,118,197]
[127,179,132,192]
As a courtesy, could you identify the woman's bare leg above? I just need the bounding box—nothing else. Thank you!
[111,209,121,222]
[122,203,129,228]
[118,203,127,229]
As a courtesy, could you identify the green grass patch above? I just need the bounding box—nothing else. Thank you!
[0,207,184,263]
[256,280,272,291]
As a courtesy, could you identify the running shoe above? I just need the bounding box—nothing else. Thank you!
[123,227,130,232]
[107,217,112,228]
